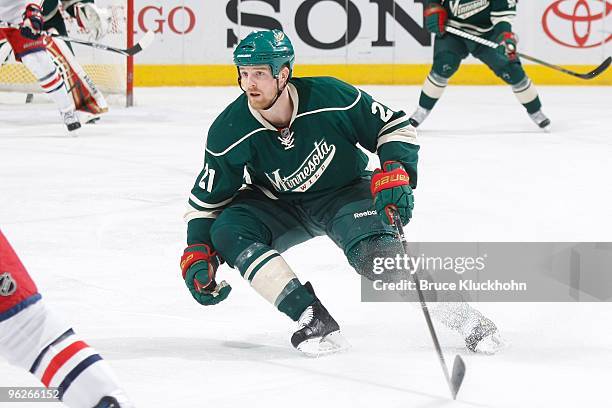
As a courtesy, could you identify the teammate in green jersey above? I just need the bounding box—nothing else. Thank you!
[410,0,551,130]
[180,29,504,356]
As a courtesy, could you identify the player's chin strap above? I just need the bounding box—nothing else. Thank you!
[237,72,288,111]
[261,77,288,111]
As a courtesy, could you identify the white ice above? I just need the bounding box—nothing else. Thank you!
[1,85,612,407]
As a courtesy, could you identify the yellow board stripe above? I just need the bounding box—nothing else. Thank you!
[135,64,612,87]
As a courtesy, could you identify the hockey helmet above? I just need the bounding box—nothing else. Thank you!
[233,29,295,78]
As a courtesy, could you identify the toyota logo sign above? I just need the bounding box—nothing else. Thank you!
[542,0,612,48]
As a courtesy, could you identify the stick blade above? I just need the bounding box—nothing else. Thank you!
[580,56,611,79]
[137,31,155,51]
[450,355,466,400]
[125,31,155,56]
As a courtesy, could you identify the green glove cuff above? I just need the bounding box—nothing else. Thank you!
[192,281,232,306]
[374,185,414,225]
[493,22,512,38]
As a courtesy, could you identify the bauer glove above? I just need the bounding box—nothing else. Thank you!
[21,3,44,39]
[424,2,447,36]
[371,161,414,225]
[180,244,231,306]
[497,32,518,61]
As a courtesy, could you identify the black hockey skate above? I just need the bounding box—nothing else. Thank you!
[290,282,349,357]
[93,393,133,408]
[529,110,551,130]
[93,396,121,408]
[62,110,82,134]
[408,106,431,128]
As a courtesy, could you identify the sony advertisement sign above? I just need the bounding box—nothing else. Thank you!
[133,0,611,65]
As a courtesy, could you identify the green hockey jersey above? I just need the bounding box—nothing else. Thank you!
[432,0,516,36]
[185,76,419,246]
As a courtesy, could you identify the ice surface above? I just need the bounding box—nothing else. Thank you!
[1,85,611,407]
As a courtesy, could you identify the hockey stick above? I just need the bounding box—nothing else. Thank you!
[392,211,466,400]
[445,25,611,80]
[0,22,154,56]
[53,31,155,57]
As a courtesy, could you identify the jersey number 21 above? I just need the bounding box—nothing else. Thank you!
[199,163,216,192]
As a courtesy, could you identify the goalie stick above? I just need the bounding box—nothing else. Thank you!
[392,211,466,400]
[53,30,154,56]
[445,25,611,80]
[0,22,154,56]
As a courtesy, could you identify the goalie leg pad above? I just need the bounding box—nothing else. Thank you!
[20,49,75,113]
[3,30,76,114]
[45,37,108,114]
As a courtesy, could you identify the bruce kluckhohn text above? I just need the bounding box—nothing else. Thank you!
[372,279,528,292]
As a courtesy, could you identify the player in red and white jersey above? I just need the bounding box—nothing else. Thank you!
[0,0,81,132]
[0,230,134,408]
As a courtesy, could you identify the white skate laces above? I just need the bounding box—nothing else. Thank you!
[296,306,314,329]
[291,301,349,358]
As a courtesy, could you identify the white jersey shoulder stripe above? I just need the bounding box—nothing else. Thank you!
[184,207,220,222]
[377,127,419,150]
[490,11,516,16]
[378,115,409,137]
[189,194,234,209]
[491,15,515,25]
[205,127,268,157]
[296,88,362,119]
[205,85,361,157]
[448,20,493,33]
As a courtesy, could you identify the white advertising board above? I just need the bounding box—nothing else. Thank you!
[132,0,610,66]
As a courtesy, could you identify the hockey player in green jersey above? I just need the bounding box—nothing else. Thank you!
[410,0,551,129]
[180,29,504,356]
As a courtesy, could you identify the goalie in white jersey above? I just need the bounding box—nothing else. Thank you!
[1,0,108,132]
[0,229,134,408]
